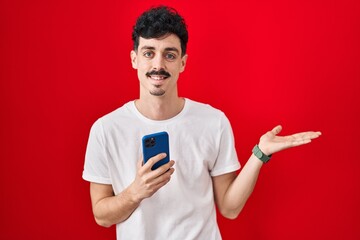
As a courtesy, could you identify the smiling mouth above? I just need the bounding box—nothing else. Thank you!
[146,70,171,81]
[148,75,168,80]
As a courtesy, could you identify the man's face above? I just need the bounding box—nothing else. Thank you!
[131,34,187,97]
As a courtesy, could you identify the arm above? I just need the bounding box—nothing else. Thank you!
[90,182,139,227]
[213,125,321,219]
[90,153,175,227]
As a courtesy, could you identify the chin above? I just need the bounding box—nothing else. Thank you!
[150,90,166,96]
[149,85,166,96]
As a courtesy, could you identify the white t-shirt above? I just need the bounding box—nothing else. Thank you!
[83,98,241,240]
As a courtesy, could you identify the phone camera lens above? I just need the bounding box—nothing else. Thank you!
[145,137,156,147]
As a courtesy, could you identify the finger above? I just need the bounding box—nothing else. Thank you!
[290,131,321,145]
[313,131,322,137]
[152,160,175,177]
[137,156,148,175]
[151,178,171,193]
[143,153,167,169]
[162,159,175,171]
[151,168,175,189]
[292,131,321,141]
[291,139,312,146]
[308,132,321,139]
[142,166,174,194]
[271,125,282,135]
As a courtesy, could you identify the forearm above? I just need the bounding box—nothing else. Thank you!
[90,157,175,227]
[92,186,140,227]
[215,126,321,219]
[222,154,263,218]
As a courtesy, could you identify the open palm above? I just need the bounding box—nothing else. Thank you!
[259,125,321,156]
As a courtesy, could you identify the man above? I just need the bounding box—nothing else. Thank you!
[83,6,321,239]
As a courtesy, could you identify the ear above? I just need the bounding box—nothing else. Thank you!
[179,54,188,73]
[130,50,137,69]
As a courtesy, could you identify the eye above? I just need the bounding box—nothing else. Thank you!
[143,51,154,58]
[165,53,177,61]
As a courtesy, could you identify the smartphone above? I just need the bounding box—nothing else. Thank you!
[142,131,170,170]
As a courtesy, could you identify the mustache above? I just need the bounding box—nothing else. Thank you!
[145,69,171,78]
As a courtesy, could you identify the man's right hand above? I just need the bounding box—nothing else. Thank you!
[90,154,175,227]
[128,153,175,203]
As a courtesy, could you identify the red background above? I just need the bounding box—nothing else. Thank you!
[1,0,359,239]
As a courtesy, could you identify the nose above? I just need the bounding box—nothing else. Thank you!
[152,54,165,70]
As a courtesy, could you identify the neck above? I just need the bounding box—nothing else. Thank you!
[135,96,185,121]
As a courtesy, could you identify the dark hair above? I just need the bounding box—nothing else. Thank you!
[132,6,188,56]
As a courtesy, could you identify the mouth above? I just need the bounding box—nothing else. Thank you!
[148,75,168,81]
[146,70,171,82]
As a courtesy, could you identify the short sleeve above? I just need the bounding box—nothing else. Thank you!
[210,113,241,176]
[82,119,112,184]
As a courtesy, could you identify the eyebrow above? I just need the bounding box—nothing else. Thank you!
[140,46,180,53]
[164,47,180,53]
[140,46,155,51]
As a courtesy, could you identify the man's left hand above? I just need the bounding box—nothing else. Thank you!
[258,125,321,156]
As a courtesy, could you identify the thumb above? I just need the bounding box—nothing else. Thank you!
[137,157,143,169]
[271,125,282,135]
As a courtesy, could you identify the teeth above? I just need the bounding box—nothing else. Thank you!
[150,76,165,80]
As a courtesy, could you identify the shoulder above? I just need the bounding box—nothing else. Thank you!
[185,98,227,120]
[91,101,136,131]
[185,98,233,130]
[100,101,134,122]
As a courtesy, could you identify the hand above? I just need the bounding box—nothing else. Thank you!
[258,125,321,156]
[128,153,175,203]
